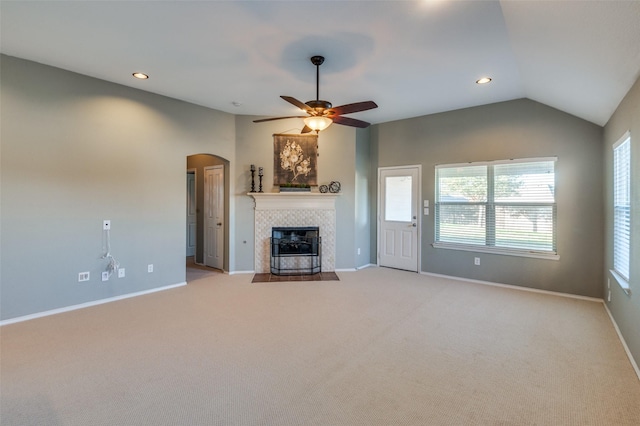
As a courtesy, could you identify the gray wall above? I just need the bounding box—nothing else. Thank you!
[355,127,372,268]
[603,75,640,367]
[233,115,359,271]
[372,99,604,298]
[1,55,236,320]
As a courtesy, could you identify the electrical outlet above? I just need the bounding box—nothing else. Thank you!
[102,271,109,281]
[118,268,125,278]
[148,264,154,273]
[103,220,111,230]
[474,257,480,266]
[357,248,361,255]
[78,272,90,282]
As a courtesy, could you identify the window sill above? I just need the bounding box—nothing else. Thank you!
[432,242,560,261]
[610,270,631,296]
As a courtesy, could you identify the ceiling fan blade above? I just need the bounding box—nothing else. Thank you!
[301,125,313,134]
[281,96,313,113]
[328,101,378,116]
[253,116,306,123]
[332,115,371,128]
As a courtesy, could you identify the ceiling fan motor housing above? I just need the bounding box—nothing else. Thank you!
[305,99,332,114]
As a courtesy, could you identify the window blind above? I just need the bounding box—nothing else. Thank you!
[435,158,556,256]
[613,134,631,281]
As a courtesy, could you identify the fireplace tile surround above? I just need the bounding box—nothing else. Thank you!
[249,193,338,273]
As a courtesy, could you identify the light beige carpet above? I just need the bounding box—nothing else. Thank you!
[1,267,639,425]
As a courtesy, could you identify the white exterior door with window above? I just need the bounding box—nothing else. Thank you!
[378,166,420,272]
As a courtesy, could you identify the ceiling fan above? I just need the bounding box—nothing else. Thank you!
[253,56,378,133]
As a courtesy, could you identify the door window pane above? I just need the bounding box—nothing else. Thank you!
[385,176,412,222]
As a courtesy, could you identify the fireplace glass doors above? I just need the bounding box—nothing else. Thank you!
[270,227,321,275]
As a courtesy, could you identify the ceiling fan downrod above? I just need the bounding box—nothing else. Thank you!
[311,55,324,101]
[308,56,331,111]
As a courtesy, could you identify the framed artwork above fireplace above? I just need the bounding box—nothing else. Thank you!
[273,133,318,186]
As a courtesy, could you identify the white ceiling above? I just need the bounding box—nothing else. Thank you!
[2,1,640,127]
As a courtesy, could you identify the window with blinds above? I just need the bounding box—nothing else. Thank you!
[613,133,631,283]
[435,158,557,257]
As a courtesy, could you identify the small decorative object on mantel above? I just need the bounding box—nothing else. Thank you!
[258,167,264,193]
[329,181,341,193]
[279,183,311,192]
[319,184,329,193]
[250,164,256,192]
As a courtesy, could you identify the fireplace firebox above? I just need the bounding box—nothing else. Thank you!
[271,227,321,275]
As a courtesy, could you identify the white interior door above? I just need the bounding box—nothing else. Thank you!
[204,166,224,269]
[186,171,196,257]
[379,166,420,272]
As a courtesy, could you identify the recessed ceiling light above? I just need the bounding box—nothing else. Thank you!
[132,72,149,80]
[476,77,492,84]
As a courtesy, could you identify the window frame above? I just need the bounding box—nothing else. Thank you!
[433,157,559,260]
[611,132,631,294]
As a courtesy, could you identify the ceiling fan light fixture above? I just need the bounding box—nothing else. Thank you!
[304,116,333,132]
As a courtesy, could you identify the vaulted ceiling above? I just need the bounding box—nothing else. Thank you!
[2,1,640,127]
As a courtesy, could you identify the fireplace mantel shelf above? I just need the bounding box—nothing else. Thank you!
[247,192,340,197]
[248,192,339,211]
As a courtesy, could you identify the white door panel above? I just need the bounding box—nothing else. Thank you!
[401,229,414,258]
[384,230,395,256]
[204,166,224,270]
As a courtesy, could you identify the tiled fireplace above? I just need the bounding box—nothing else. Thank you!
[249,193,338,273]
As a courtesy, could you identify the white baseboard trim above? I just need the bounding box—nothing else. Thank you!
[0,282,187,326]
[335,268,357,272]
[419,271,603,303]
[603,303,640,381]
[229,270,255,275]
[356,263,377,270]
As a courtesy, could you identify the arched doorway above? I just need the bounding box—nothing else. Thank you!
[186,154,230,272]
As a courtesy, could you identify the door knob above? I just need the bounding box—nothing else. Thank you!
[411,223,417,227]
